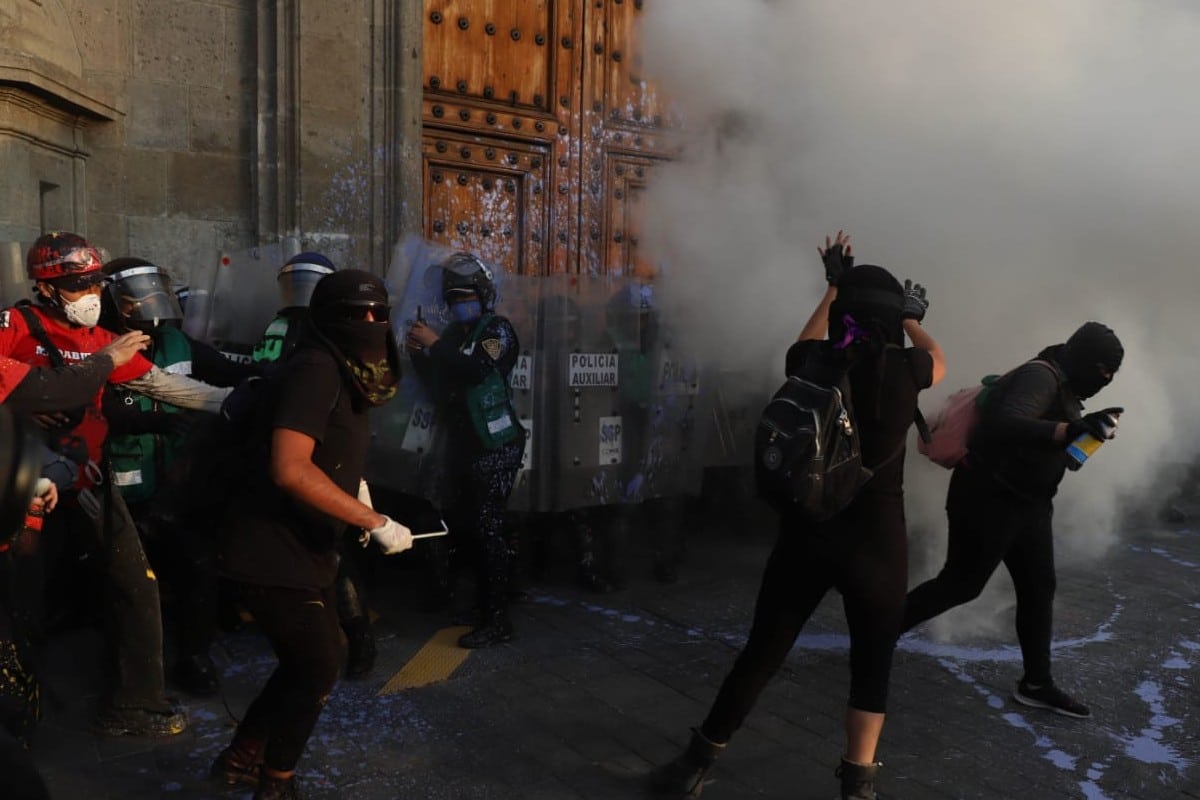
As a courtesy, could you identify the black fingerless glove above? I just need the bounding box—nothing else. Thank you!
[901,279,929,322]
[822,245,853,286]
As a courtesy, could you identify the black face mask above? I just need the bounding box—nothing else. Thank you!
[1059,322,1123,400]
[311,317,400,407]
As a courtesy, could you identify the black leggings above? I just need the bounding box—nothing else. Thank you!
[702,498,909,742]
[902,466,1056,684]
[233,584,345,772]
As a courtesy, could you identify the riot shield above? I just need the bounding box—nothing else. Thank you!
[0,241,31,309]
[696,366,770,469]
[531,275,643,512]
[207,245,289,362]
[500,274,539,512]
[630,308,706,501]
[364,238,458,501]
[365,238,519,506]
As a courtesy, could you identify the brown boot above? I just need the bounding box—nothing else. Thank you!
[648,727,726,797]
[210,736,265,788]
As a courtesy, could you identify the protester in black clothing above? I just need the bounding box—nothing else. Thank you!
[902,321,1124,719]
[99,257,258,697]
[406,252,525,649]
[212,269,410,800]
[249,252,379,680]
[652,232,946,800]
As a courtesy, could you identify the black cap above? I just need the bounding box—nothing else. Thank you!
[309,269,389,317]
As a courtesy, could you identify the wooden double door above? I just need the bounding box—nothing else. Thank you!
[421,0,670,276]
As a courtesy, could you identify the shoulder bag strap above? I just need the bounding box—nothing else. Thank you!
[13,302,66,369]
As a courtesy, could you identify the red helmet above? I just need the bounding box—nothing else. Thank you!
[26,232,104,285]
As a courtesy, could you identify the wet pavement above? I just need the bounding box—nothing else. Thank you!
[26,497,1200,799]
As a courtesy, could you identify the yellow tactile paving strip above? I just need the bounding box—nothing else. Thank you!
[377,626,473,696]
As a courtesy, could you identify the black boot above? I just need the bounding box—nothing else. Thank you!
[458,607,513,649]
[835,758,881,800]
[649,727,726,797]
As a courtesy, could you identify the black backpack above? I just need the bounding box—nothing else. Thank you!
[754,343,909,520]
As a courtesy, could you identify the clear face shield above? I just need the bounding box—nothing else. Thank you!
[278,263,334,308]
[107,266,183,332]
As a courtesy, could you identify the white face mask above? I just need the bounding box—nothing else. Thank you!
[62,293,102,328]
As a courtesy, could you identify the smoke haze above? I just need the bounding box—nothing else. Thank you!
[639,0,1200,640]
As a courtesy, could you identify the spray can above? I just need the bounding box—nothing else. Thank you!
[1065,412,1119,469]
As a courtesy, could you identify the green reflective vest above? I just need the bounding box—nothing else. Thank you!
[107,326,191,504]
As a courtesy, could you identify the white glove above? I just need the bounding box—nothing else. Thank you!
[365,515,413,555]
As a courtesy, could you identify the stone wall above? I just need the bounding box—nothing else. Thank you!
[0,0,422,292]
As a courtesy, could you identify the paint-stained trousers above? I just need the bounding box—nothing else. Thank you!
[4,481,171,713]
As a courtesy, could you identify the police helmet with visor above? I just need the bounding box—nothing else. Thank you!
[103,257,184,333]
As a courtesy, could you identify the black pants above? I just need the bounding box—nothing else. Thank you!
[5,484,169,712]
[233,583,344,772]
[133,506,219,660]
[702,497,909,742]
[902,465,1056,684]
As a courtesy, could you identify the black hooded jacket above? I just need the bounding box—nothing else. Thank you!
[968,345,1082,501]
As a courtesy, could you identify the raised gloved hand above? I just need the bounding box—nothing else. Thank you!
[818,230,853,286]
[901,279,929,322]
[1066,407,1123,442]
[363,515,413,555]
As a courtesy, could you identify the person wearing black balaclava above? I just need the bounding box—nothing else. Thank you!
[902,321,1125,721]
[652,231,946,800]
[213,269,412,800]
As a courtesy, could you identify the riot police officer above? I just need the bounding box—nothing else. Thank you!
[406,252,525,648]
[100,257,256,696]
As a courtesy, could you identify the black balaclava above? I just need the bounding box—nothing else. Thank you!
[1056,321,1123,400]
[307,269,400,408]
[828,264,905,348]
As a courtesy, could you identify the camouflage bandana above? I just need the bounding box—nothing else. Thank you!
[345,351,399,406]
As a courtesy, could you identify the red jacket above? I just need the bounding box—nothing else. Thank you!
[0,305,153,488]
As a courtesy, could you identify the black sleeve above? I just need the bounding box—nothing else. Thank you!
[906,348,934,391]
[3,356,115,414]
[980,363,1061,442]
[273,349,340,445]
[190,337,263,387]
[784,340,823,376]
[427,316,520,387]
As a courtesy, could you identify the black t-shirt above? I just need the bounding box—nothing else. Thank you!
[219,344,369,590]
[785,340,933,501]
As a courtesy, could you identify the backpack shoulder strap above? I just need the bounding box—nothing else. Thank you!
[13,302,66,369]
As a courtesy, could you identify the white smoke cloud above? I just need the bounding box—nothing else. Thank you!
[639,0,1200,640]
